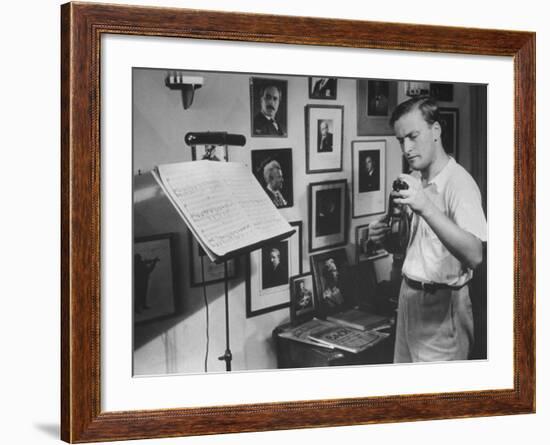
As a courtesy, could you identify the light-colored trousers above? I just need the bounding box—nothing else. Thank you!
[394,279,474,363]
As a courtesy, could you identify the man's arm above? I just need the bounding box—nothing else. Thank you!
[394,174,482,269]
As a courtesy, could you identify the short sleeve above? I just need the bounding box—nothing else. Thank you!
[448,174,487,242]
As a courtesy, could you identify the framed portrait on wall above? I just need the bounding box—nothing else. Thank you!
[246,221,303,317]
[308,180,348,252]
[134,233,182,324]
[250,77,288,137]
[352,140,386,217]
[251,148,293,208]
[357,79,398,136]
[305,105,344,173]
[309,77,337,99]
[439,107,459,160]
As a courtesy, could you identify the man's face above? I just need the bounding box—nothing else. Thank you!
[270,250,280,268]
[365,156,373,173]
[269,168,284,191]
[320,121,329,137]
[260,86,280,119]
[393,108,440,172]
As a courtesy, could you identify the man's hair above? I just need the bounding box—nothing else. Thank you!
[260,85,282,99]
[389,95,440,128]
[263,160,282,183]
[270,248,280,258]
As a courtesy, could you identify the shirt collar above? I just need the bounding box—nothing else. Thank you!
[428,156,456,191]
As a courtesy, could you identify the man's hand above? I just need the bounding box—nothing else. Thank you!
[392,174,434,216]
[368,219,390,244]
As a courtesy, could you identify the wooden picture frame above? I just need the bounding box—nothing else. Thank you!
[357,79,398,135]
[308,179,348,252]
[309,77,338,99]
[352,140,387,217]
[133,233,182,324]
[250,76,288,137]
[246,221,303,318]
[305,105,344,173]
[289,272,316,325]
[62,2,535,442]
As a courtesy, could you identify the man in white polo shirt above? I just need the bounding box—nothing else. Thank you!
[369,95,487,363]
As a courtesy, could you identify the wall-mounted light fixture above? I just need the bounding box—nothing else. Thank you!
[165,72,204,109]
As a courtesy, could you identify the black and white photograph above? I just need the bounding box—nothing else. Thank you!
[309,76,337,99]
[352,140,386,217]
[305,105,344,173]
[131,67,488,377]
[357,78,398,135]
[251,148,293,208]
[188,233,237,287]
[308,179,348,252]
[367,80,390,116]
[310,248,350,316]
[250,77,288,137]
[289,273,316,325]
[356,223,389,263]
[134,233,181,324]
[246,221,303,317]
[317,119,334,152]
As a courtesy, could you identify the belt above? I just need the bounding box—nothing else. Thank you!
[403,275,466,293]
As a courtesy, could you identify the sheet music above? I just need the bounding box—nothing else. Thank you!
[154,161,292,260]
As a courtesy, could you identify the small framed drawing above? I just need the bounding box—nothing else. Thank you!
[305,105,344,173]
[251,148,293,208]
[250,77,288,137]
[357,79,398,136]
[134,233,182,324]
[246,221,303,317]
[430,82,454,102]
[191,144,228,162]
[289,273,316,325]
[355,223,389,263]
[308,180,348,252]
[310,248,350,317]
[188,233,237,287]
[352,140,386,217]
[439,107,459,160]
[308,77,337,100]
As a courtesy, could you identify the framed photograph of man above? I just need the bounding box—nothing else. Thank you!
[305,105,344,173]
[251,148,293,208]
[308,180,348,252]
[188,232,237,287]
[134,233,182,325]
[310,248,350,317]
[289,273,316,325]
[191,144,228,162]
[357,79,398,136]
[246,221,303,317]
[352,140,386,218]
[308,77,337,100]
[430,82,454,102]
[355,223,389,263]
[439,107,459,160]
[250,77,288,137]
